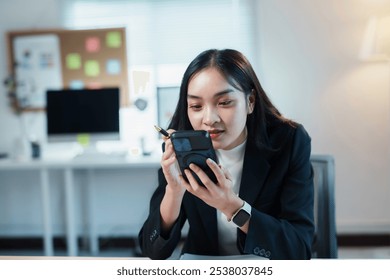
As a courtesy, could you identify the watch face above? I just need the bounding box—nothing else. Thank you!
[232,209,251,227]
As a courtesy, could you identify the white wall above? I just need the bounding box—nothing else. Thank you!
[0,0,63,156]
[256,0,390,233]
[0,0,390,237]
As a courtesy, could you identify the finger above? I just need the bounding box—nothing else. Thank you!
[162,141,174,161]
[178,173,191,189]
[161,158,178,181]
[180,172,206,200]
[164,138,172,146]
[184,169,201,192]
[184,168,211,197]
[161,143,176,171]
[163,129,176,140]
[182,169,197,195]
[188,163,215,189]
[161,154,176,168]
[206,158,226,184]
[220,165,233,181]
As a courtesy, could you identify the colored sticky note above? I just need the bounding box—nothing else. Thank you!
[84,60,100,77]
[69,80,84,89]
[106,59,121,74]
[66,53,81,70]
[86,82,102,89]
[106,31,122,48]
[77,134,90,147]
[86,37,100,53]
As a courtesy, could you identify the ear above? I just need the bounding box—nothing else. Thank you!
[247,90,256,114]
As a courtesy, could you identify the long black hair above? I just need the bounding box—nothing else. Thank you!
[168,49,293,150]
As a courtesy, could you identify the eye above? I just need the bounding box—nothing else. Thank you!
[188,104,203,111]
[218,100,233,106]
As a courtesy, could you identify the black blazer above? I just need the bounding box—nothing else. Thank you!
[138,121,314,259]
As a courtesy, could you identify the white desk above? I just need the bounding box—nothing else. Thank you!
[0,155,160,256]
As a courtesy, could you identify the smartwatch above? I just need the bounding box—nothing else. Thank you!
[230,201,252,227]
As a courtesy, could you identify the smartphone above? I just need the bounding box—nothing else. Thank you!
[171,130,218,186]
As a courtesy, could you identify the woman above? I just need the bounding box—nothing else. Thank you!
[138,49,314,259]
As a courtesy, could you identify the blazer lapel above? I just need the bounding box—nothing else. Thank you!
[239,143,270,205]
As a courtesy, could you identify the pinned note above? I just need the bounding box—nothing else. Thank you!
[106,31,122,48]
[66,53,81,70]
[77,134,90,147]
[132,70,150,95]
[85,36,100,53]
[39,53,54,68]
[106,59,121,75]
[84,60,100,77]
[69,80,84,89]
[86,82,102,89]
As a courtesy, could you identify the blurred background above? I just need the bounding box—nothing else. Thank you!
[0,0,389,258]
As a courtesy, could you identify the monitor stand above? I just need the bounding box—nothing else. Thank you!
[74,144,106,159]
[74,142,128,160]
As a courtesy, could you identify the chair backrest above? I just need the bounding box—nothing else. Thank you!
[310,155,338,258]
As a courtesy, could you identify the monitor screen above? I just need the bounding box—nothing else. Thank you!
[46,88,120,143]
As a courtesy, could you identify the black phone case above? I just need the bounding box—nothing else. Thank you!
[171,130,218,186]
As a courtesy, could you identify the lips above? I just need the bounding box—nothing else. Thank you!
[208,129,224,139]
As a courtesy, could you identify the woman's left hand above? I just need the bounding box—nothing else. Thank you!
[181,158,243,220]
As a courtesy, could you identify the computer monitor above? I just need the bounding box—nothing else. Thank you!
[46,88,120,144]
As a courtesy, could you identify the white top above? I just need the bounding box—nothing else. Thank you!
[215,140,246,255]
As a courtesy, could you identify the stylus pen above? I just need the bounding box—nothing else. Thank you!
[154,125,170,138]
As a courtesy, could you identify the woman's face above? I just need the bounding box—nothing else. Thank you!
[187,67,254,150]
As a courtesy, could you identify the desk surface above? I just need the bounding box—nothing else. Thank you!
[0,155,161,170]
[0,255,147,260]
[0,255,266,260]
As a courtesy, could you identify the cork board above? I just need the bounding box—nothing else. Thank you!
[7,27,128,112]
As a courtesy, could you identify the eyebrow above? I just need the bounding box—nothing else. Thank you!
[187,89,234,100]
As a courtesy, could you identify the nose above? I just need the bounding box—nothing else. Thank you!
[203,106,220,126]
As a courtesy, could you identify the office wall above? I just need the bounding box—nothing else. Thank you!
[0,0,62,155]
[0,0,389,237]
[256,0,390,233]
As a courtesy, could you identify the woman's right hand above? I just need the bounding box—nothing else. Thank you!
[160,129,186,195]
[159,129,186,234]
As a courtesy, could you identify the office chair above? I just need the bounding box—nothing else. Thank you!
[310,155,338,258]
